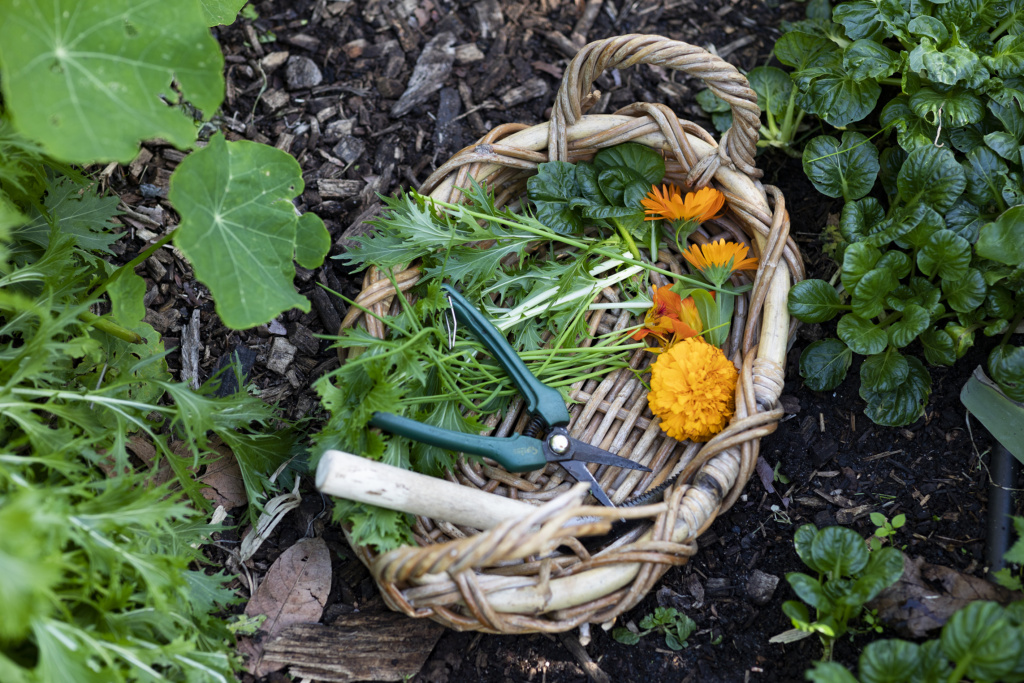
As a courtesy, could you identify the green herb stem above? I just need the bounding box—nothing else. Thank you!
[89,231,174,300]
[79,311,145,344]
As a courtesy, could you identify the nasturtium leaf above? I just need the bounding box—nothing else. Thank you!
[841,242,882,293]
[748,66,794,117]
[840,198,886,244]
[200,0,247,26]
[910,87,986,128]
[787,573,832,611]
[169,134,329,330]
[0,0,224,164]
[852,268,898,320]
[917,229,971,281]
[861,348,910,393]
[799,339,853,391]
[832,0,887,41]
[962,146,1010,207]
[107,270,147,328]
[989,344,1024,401]
[787,279,844,323]
[941,602,1019,683]
[838,314,889,355]
[803,133,879,201]
[942,268,988,313]
[875,251,912,280]
[844,40,900,81]
[859,639,922,683]
[295,212,330,270]
[921,328,957,366]
[897,145,967,213]
[861,355,932,426]
[881,97,940,152]
[696,88,731,114]
[888,304,931,349]
[593,143,665,186]
[944,200,986,243]
[811,526,869,577]
[527,161,584,234]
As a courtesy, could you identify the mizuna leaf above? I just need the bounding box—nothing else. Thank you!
[169,134,329,329]
[0,0,224,163]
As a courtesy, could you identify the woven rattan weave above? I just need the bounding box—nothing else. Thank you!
[336,34,804,634]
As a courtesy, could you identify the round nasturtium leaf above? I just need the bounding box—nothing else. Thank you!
[169,134,330,330]
[0,0,225,163]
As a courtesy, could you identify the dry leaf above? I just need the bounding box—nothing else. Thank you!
[241,536,331,676]
[869,553,1023,638]
[199,439,247,509]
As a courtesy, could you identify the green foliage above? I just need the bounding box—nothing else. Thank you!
[783,524,904,661]
[866,512,907,551]
[168,133,329,329]
[806,601,1024,683]
[612,607,697,651]
[778,0,1024,422]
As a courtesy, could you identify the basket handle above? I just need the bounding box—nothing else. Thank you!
[548,34,761,177]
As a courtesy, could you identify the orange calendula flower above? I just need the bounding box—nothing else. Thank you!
[631,285,701,344]
[641,185,726,223]
[648,336,738,443]
[681,238,759,287]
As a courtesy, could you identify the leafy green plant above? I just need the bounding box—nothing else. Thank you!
[992,516,1024,591]
[866,512,907,551]
[612,607,697,651]
[782,524,904,661]
[806,601,1024,683]
[777,0,1024,425]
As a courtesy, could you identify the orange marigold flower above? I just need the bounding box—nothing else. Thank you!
[648,336,738,443]
[642,185,725,223]
[681,238,759,287]
[631,285,701,344]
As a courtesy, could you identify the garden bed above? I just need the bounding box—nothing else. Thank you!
[101,0,1018,680]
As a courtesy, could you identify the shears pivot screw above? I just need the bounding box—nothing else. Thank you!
[548,434,570,454]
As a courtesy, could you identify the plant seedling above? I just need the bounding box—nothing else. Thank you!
[866,512,906,551]
[613,607,697,651]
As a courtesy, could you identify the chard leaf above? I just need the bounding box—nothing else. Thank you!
[843,40,900,81]
[944,200,986,243]
[921,328,957,366]
[787,279,844,323]
[989,344,1024,401]
[0,0,224,163]
[802,132,879,201]
[527,161,584,234]
[799,339,853,391]
[200,0,247,26]
[888,305,931,348]
[840,197,886,243]
[592,143,665,186]
[861,348,910,393]
[838,313,889,355]
[977,206,1024,265]
[832,0,887,41]
[168,134,330,329]
[852,268,898,319]
[810,526,869,577]
[917,229,971,281]
[962,146,1009,207]
[841,242,882,293]
[896,145,966,213]
[748,67,793,116]
[910,86,986,128]
[861,355,932,426]
[942,268,988,312]
[941,602,1019,683]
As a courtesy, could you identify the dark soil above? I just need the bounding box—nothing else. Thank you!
[103,0,1024,681]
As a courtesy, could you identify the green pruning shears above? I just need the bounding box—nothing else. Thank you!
[369,284,650,508]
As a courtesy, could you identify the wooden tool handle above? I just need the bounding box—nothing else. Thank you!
[315,450,538,530]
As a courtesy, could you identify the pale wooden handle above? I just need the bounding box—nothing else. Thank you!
[315,450,537,530]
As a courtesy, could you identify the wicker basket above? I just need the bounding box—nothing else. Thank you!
[336,34,804,634]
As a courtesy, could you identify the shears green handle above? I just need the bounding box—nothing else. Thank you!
[441,284,570,428]
[368,412,547,472]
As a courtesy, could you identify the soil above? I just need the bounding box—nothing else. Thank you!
[101,0,1024,681]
